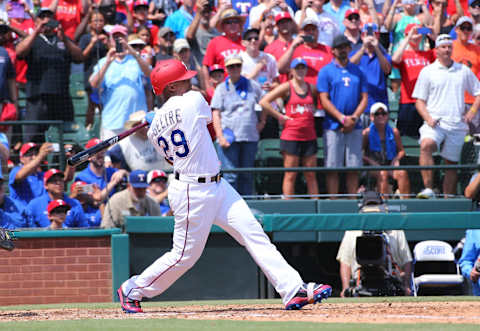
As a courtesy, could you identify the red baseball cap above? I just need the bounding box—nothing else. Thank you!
[147,169,168,184]
[151,59,197,95]
[275,12,292,24]
[70,180,87,193]
[20,142,38,157]
[44,168,64,185]
[85,138,101,149]
[110,24,128,36]
[209,64,225,73]
[344,8,360,19]
[134,0,149,8]
[47,199,71,215]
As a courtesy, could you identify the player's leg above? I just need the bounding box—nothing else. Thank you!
[120,181,217,306]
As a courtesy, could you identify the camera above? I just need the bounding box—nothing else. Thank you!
[115,38,123,53]
[45,19,59,29]
[116,175,128,192]
[366,26,373,36]
[301,35,315,43]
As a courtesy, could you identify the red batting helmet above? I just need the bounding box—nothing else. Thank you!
[151,59,197,95]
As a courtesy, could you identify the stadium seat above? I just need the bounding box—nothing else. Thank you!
[412,240,464,296]
[255,139,283,195]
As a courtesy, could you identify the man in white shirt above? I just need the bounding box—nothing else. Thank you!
[412,34,480,198]
[294,0,339,47]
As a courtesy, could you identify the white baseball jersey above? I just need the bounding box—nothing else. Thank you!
[147,90,221,176]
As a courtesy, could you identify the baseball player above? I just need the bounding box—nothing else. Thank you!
[117,59,332,313]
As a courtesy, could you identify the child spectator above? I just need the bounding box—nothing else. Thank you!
[46,199,70,229]
[362,102,410,198]
[70,180,102,227]
[146,169,170,216]
[25,168,88,228]
[259,58,320,199]
[136,25,155,63]
[9,142,53,208]
[205,64,225,103]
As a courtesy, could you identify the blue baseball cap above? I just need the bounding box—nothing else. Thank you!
[362,23,379,33]
[129,170,149,188]
[290,58,307,69]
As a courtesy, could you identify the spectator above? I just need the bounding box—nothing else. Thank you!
[452,17,480,120]
[470,0,480,26]
[43,0,87,40]
[259,58,319,199]
[15,8,84,142]
[0,132,9,167]
[343,8,362,54]
[264,11,295,84]
[75,138,129,201]
[89,24,151,140]
[205,64,225,103]
[240,27,279,91]
[432,0,457,37]
[0,20,17,127]
[317,34,368,197]
[278,17,332,85]
[46,199,70,229]
[102,169,161,229]
[337,230,413,297]
[185,0,220,71]
[173,38,202,90]
[146,169,170,216]
[295,0,339,47]
[78,10,109,128]
[154,26,175,61]
[323,0,352,30]
[362,102,410,197]
[350,22,392,128]
[25,168,88,228]
[259,12,276,49]
[249,0,294,30]
[136,25,155,61]
[211,53,264,195]
[392,23,435,138]
[164,0,195,39]
[148,0,177,26]
[356,0,382,27]
[459,229,480,295]
[202,8,246,91]
[99,0,123,28]
[413,34,480,198]
[69,180,102,227]
[127,1,159,48]
[105,111,172,172]
[474,23,480,46]
[9,142,53,208]
[0,172,24,229]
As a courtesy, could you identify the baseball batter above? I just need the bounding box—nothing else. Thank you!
[117,59,332,313]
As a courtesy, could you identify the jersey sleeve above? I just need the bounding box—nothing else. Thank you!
[194,91,212,121]
[316,66,330,93]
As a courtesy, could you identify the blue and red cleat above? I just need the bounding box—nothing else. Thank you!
[117,288,143,313]
[285,283,332,310]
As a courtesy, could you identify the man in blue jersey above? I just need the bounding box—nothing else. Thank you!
[70,181,103,227]
[9,142,53,208]
[0,172,24,229]
[317,34,368,197]
[24,169,88,228]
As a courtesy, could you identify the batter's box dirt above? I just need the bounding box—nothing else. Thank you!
[1,302,480,324]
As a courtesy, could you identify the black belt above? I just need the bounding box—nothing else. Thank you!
[174,171,222,183]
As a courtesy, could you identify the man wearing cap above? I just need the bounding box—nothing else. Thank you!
[278,16,332,85]
[102,169,161,229]
[248,0,295,29]
[24,168,88,228]
[164,0,196,39]
[413,34,480,198]
[392,23,436,138]
[105,112,173,172]
[202,8,246,91]
[129,0,159,45]
[15,8,84,142]
[452,16,480,128]
[46,199,71,229]
[0,172,24,229]
[350,22,392,127]
[146,169,170,215]
[155,26,175,61]
[318,34,368,197]
[8,142,55,208]
[295,0,339,47]
[90,24,151,140]
[240,27,279,91]
[75,137,129,201]
[173,38,201,89]
[343,8,363,54]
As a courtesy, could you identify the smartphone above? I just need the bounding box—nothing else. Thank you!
[45,19,59,29]
[82,184,94,194]
[51,143,60,152]
[366,26,373,36]
[115,38,123,53]
[301,35,315,43]
[7,1,26,19]
[417,27,432,35]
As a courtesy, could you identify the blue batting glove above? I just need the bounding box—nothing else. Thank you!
[145,111,155,126]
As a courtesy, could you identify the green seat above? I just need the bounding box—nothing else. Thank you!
[255,139,283,195]
[401,136,420,159]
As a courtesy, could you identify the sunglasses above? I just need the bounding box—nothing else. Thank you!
[246,36,259,42]
[347,14,360,22]
[459,25,473,32]
[226,63,242,69]
[224,19,240,25]
[374,111,388,117]
[471,3,480,8]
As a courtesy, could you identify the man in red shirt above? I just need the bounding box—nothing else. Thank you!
[278,17,332,85]
[202,8,246,91]
[392,23,435,137]
[264,11,296,84]
[43,0,87,40]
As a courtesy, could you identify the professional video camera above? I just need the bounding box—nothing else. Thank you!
[344,191,405,297]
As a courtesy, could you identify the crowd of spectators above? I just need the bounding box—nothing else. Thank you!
[0,0,480,230]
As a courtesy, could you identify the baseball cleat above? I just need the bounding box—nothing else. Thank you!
[117,288,143,313]
[285,283,332,310]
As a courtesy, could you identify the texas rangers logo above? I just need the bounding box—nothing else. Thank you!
[342,77,351,87]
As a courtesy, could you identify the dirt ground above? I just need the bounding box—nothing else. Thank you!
[1,301,480,324]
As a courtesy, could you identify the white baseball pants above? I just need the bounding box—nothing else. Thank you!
[122,178,303,304]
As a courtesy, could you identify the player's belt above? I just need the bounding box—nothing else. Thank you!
[174,171,222,184]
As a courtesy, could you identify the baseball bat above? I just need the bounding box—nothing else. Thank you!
[67,121,149,167]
